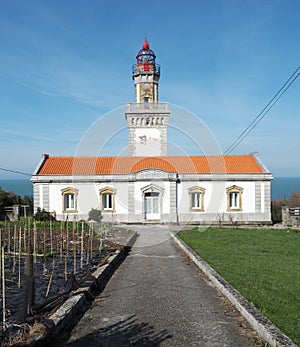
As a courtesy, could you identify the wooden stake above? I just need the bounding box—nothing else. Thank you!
[18,226,22,289]
[25,228,34,316]
[23,223,26,252]
[13,225,16,273]
[43,221,46,257]
[64,220,69,282]
[2,246,6,331]
[99,223,103,252]
[28,217,31,237]
[45,257,55,298]
[80,221,84,269]
[90,222,93,260]
[50,219,53,255]
[0,226,2,268]
[86,224,90,264]
[33,219,37,263]
[73,220,76,274]
[4,219,7,239]
[8,226,11,253]
[60,220,63,259]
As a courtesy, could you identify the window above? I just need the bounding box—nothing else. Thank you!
[189,187,205,212]
[226,185,243,211]
[192,192,202,209]
[99,187,115,212]
[229,192,239,208]
[61,187,78,213]
[64,194,75,210]
[144,97,149,103]
[102,193,113,210]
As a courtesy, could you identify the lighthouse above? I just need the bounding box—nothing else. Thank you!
[126,39,170,156]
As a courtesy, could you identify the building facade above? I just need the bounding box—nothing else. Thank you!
[31,40,272,224]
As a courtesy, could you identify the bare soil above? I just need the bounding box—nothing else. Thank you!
[0,227,133,346]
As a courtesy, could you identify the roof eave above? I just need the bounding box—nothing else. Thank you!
[32,153,49,176]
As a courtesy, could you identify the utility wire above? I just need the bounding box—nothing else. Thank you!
[223,66,300,156]
[1,67,299,176]
[0,167,32,177]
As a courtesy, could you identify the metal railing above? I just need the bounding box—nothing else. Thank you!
[126,102,169,113]
[132,63,160,75]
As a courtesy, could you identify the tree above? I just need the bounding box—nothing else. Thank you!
[88,208,102,222]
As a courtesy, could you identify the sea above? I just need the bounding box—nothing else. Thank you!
[0,179,33,197]
[1,177,300,200]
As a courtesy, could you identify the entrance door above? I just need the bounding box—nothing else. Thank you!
[144,192,160,220]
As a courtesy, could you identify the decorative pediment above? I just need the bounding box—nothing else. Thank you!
[61,187,78,195]
[226,185,243,193]
[188,186,206,193]
[135,169,170,179]
[141,183,164,195]
[99,186,116,195]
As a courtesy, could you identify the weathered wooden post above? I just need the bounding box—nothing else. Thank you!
[282,206,290,228]
[2,246,6,331]
[24,228,34,316]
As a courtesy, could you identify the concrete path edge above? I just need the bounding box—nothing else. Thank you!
[170,231,298,347]
[28,230,138,346]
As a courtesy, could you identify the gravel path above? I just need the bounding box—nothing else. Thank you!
[63,225,261,346]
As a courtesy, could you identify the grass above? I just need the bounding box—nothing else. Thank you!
[178,227,300,345]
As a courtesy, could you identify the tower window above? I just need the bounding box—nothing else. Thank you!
[144,97,149,103]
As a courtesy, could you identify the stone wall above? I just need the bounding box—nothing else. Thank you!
[282,206,300,228]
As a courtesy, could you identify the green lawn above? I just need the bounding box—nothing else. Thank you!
[178,227,300,346]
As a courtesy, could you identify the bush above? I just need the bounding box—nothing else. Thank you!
[88,208,102,222]
[34,208,56,221]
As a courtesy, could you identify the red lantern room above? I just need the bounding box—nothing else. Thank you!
[132,38,160,75]
[136,39,156,65]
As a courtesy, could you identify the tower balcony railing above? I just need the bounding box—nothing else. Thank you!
[126,102,169,113]
[132,63,160,75]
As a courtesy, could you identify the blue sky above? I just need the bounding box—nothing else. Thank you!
[0,0,299,178]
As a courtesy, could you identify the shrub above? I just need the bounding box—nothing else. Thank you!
[34,208,56,221]
[88,208,102,222]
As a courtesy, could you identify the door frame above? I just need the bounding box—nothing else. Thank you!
[141,184,164,221]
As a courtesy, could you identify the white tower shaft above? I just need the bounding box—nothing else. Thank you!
[126,40,169,156]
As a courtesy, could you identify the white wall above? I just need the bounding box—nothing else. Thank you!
[32,172,270,223]
[178,181,256,214]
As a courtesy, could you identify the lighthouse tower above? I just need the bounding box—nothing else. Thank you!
[126,39,170,156]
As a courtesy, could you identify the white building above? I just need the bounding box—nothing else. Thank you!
[31,40,272,224]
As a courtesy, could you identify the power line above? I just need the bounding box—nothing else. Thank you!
[0,167,32,177]
[223,66,300,156]
[0,67,299,176]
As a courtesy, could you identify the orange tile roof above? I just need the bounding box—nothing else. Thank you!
[36,155,265,175]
